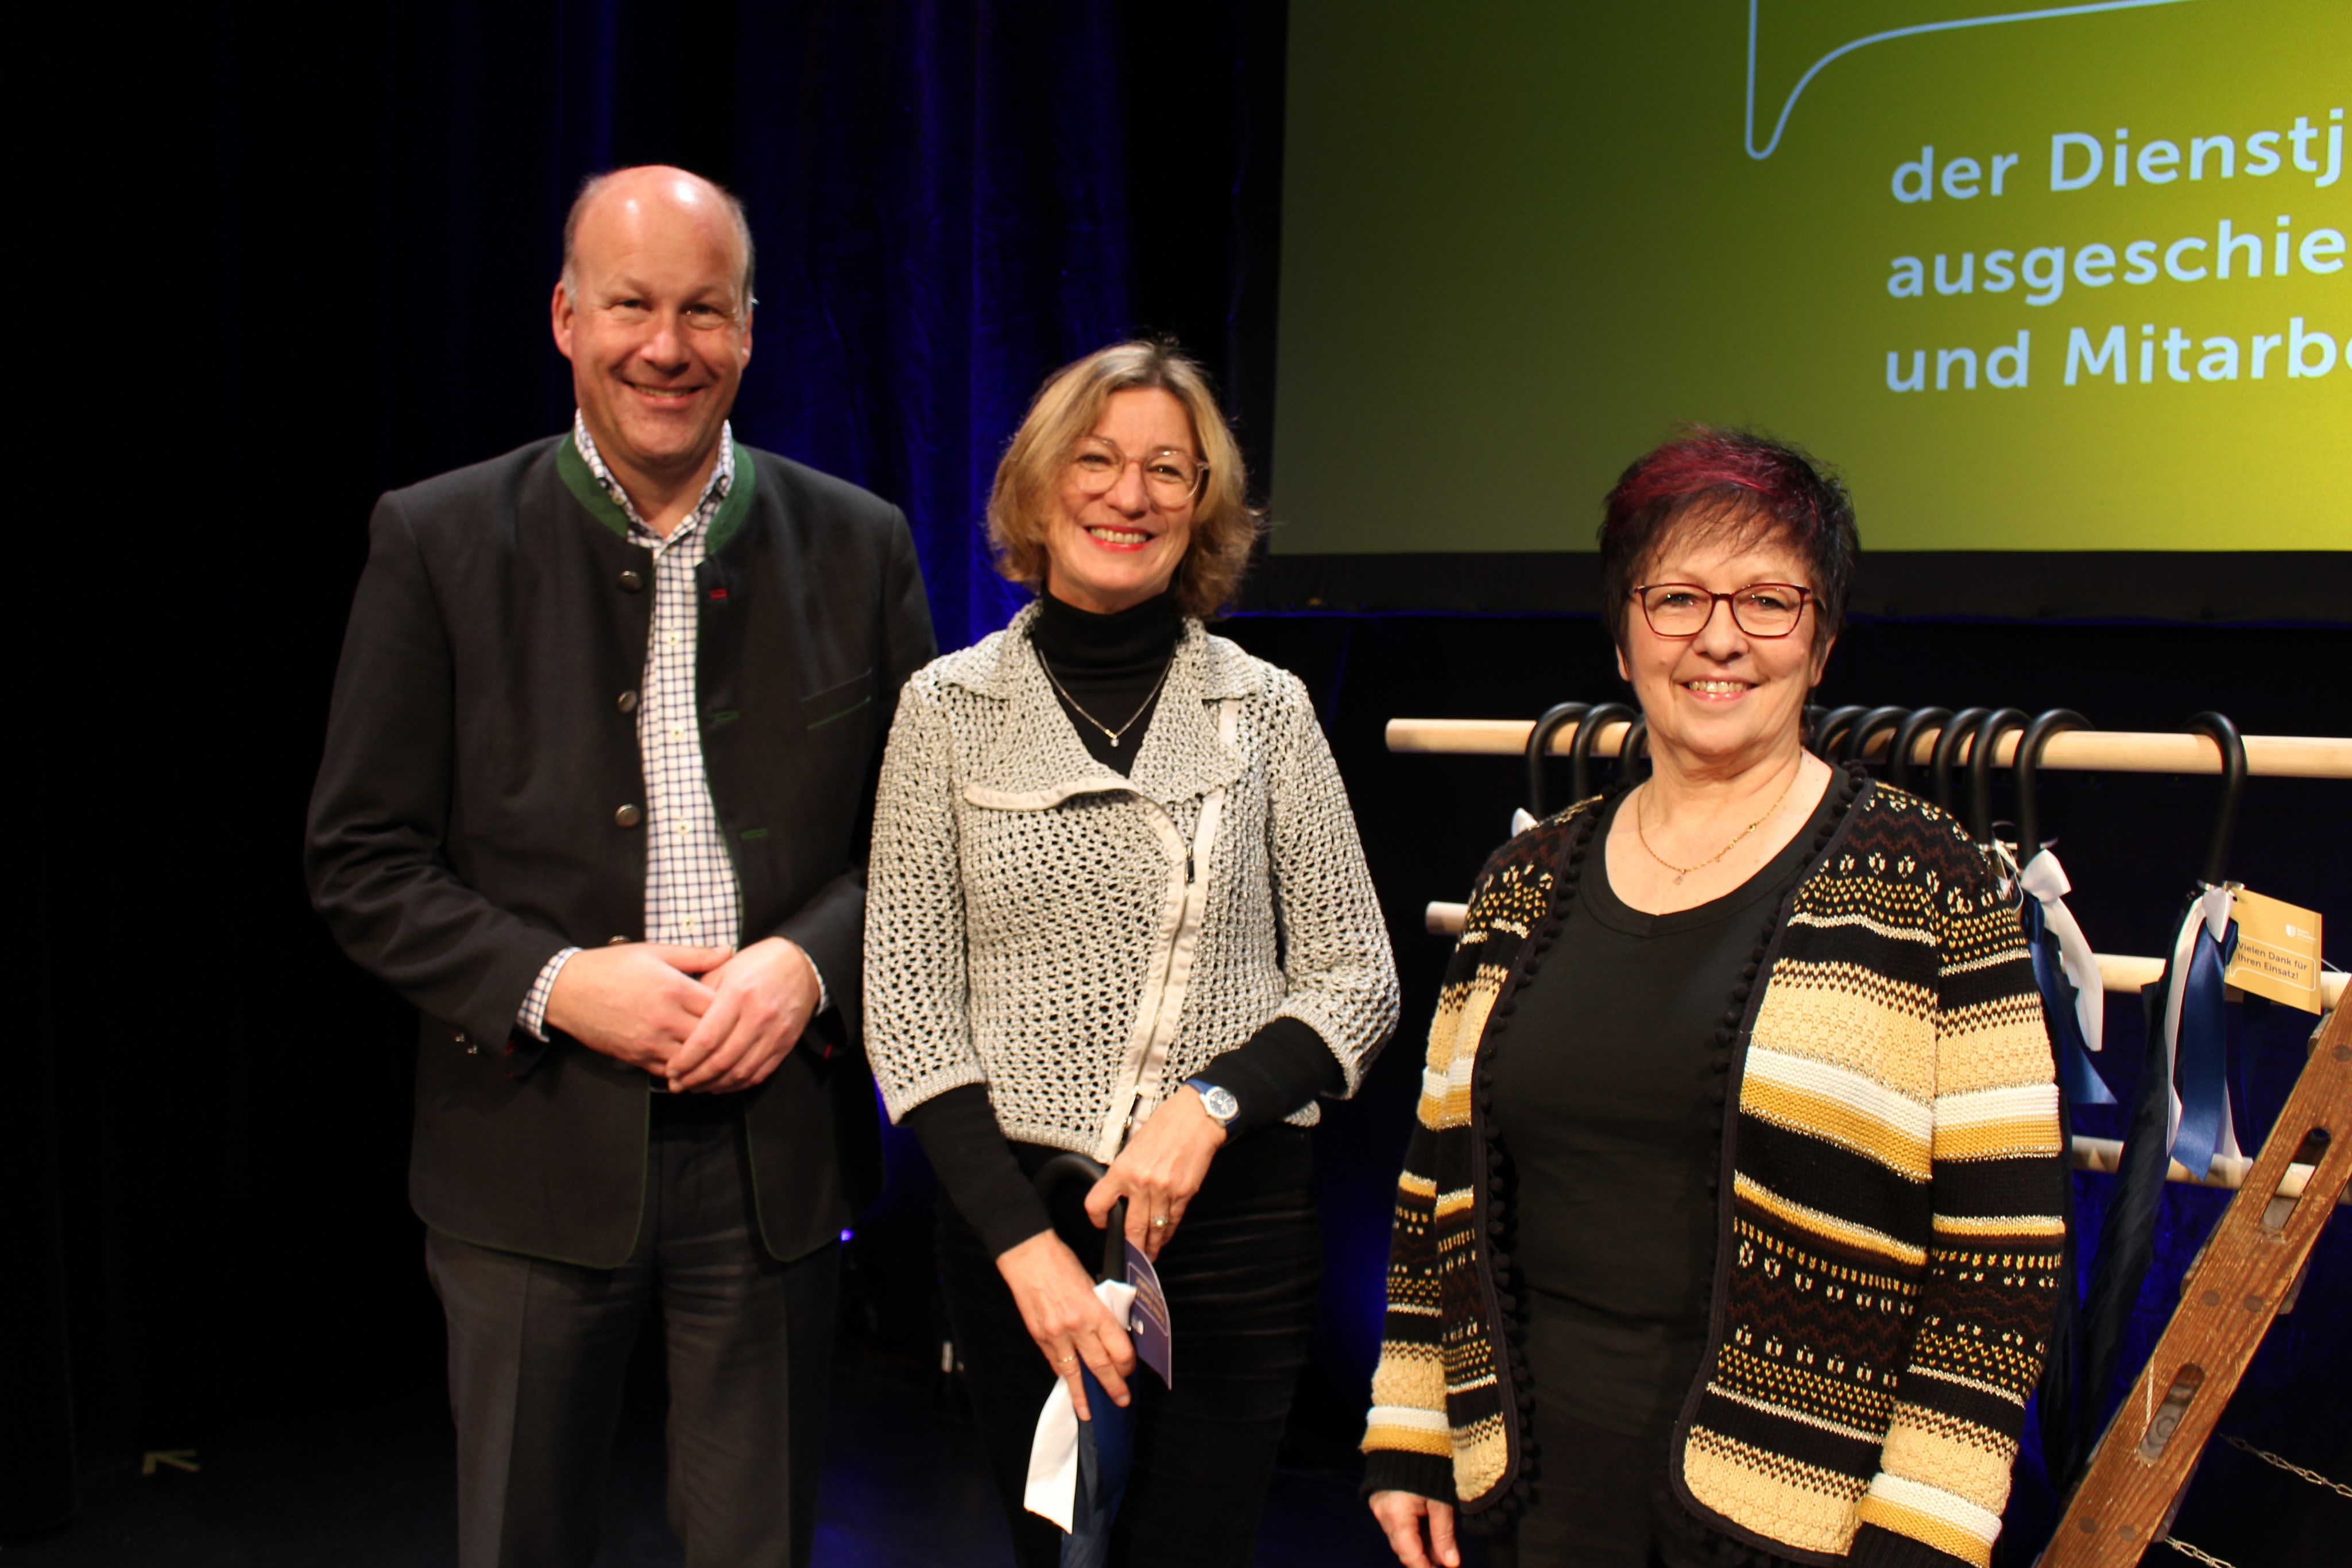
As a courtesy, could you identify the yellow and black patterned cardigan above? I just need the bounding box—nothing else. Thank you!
[1362,776,2067,1568]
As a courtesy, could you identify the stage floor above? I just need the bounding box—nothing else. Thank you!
[10,1345,1420,1567]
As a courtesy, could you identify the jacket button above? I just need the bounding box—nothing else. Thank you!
[614,804,643,828]
[617,690,639,714]
[618,569,645,593]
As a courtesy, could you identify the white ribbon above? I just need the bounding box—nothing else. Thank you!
[1023,1280,1139,1532]
[2158,884,2239,1163]
[2017,849,2104,1055]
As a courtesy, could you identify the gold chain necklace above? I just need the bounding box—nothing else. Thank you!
[1635,766,1799,884]
[1035,647,1174,749]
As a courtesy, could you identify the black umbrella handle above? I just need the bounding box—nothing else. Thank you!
[1842,706,1911,766]
[1030,1151,1126,1283]
[1812,704,1870,761]
[1968,708,2030,848]
[1888,707,1951,792]
[1572,702,1638,804]
[2014,708,2088,862]
[1524,702,1589,821]
[2188,712,2247,888]
[1931,707,1994,814]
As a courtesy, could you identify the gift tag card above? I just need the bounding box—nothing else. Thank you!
[1123,1239,1173,1388]
[2223,887,2323,1013]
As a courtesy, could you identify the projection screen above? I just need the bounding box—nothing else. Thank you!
[1267,0,2350,617]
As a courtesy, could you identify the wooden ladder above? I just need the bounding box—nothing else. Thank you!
[2041,999,2352,1566]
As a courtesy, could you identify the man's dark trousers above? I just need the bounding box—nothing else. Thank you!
[426,1097,834,1568]
[307,434,936,1568]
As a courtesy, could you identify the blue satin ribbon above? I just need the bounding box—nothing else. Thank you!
[2170,913,2237,1180]
[1062,1366,1134,1567]
[2021,895,2114,1106]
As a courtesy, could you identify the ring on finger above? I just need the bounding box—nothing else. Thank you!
[1150,1214,1168,1229]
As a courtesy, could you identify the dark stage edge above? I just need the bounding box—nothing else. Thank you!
[1241,551,2352,624]
[0,1351,1426,1568]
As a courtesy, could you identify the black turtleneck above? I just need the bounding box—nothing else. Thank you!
[900,589,1347,1258]
[1029,587,1182,775]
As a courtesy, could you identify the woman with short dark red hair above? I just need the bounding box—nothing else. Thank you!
[1363,429,2067,1568]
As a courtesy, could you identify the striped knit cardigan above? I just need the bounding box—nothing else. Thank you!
[1362,773,2068,1568]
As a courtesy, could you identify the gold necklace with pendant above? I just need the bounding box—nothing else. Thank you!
[1635,765,1799,885]
[1036,647,1174,749]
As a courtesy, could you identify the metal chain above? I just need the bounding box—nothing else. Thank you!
[2226,1433,2352,1499]
[2158,1535,2236,1568]
[2135,1435,2348,1568]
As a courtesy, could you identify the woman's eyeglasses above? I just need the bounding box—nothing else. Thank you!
[1069,437,1208,504]
[1632,583,1812,638]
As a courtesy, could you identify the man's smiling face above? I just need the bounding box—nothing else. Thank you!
[552,168,751,490]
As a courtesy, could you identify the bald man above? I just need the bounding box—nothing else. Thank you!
[307,167,935,1567]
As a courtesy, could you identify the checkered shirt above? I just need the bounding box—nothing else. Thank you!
[517,416,825,1040]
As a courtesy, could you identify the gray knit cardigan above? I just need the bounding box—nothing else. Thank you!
[864,604,1399,1160]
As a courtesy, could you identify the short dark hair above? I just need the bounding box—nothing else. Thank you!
[1597,427,1858,655]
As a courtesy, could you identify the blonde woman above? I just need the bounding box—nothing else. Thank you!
[865,340,1399,1567]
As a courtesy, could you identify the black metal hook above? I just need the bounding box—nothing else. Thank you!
[1841,706,1910,766]
[1571,702,1638,804]
[1621,717,1651,786]
[1888,707,1951,792]
[1813,705,1870,761]
[1524,702,1589,821]
[1930,707,1994,814]
[1968,708,2030,847]
[2188,711,2247,888]
[2014,709,2088,866]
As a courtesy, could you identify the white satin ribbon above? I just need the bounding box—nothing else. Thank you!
[2158,884,2239,1164]
[2018,849,2104,1055]
[1023,1280,1139,1532]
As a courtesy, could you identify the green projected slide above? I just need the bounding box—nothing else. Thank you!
[1271,0,2349,554]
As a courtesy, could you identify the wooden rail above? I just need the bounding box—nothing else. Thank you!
[1385,717,2352,779]
[2068,1135,2345,1206]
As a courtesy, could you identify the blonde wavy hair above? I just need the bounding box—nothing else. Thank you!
[987,340,1261,618]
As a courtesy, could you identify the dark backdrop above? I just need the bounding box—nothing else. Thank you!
[25,0,1287,1518]
[17,2,2350,1562]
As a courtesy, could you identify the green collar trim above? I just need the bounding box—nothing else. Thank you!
[552,433,758,551]
[555,435,630,537]
[707,440,757,555]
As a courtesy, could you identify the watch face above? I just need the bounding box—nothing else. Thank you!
[1201,1085,1239,1124]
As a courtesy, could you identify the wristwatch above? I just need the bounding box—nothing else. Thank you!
[1184,1075,1240,1130]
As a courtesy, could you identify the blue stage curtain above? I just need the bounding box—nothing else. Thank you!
[722,3,1135,649]
[51,0,1282,1470]
[421,1,1145,651]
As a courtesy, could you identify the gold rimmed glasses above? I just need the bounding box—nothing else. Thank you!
[1069,436,1208,505]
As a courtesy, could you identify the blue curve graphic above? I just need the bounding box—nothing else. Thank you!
[1744,0,2200,160]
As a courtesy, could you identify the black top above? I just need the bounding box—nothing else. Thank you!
[1029,587,1182,772]
[900,589,1344,1257]
[1490,783,1838,1436]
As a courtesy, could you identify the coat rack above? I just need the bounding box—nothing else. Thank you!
[1386,715,2352,779]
